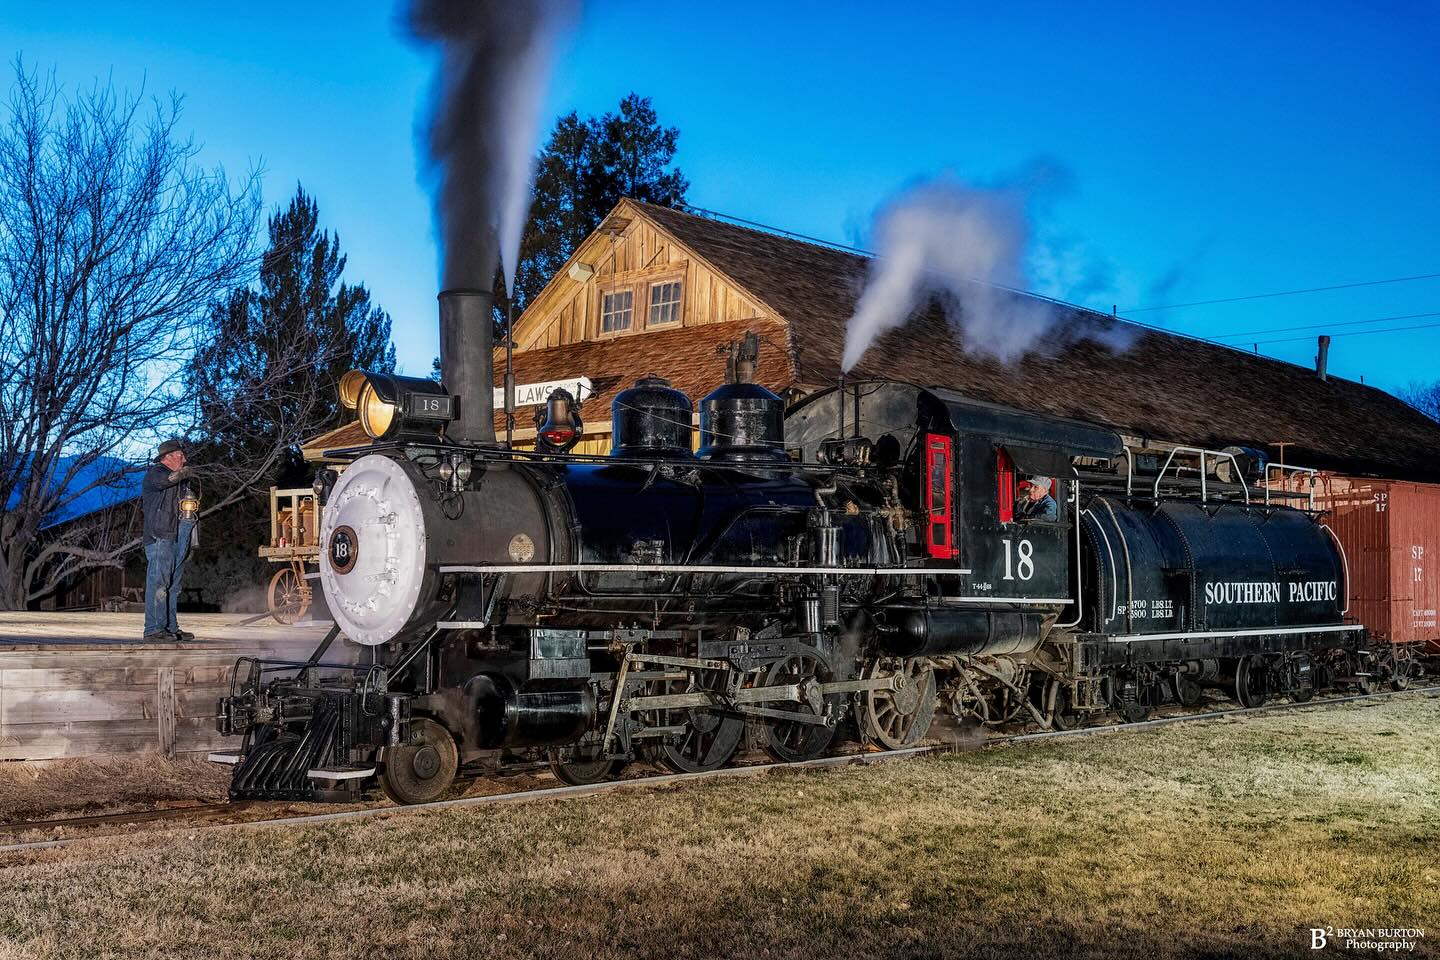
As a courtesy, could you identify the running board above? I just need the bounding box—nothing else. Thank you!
[208,750,242,765]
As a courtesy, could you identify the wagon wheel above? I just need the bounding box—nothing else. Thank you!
[763,650,844,762]
[646,672,744,774]
[267,564,310,624]
[860,657,937,749]
[380,717,458,805]
[548,744,625,786]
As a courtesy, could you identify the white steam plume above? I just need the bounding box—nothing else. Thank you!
[408,0,579,294]
[842,177,1059,371]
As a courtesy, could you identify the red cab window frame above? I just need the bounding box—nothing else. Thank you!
[924,434,957,559]
[997,447,1016,524]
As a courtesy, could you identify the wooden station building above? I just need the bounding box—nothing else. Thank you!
[306,199,1440,484]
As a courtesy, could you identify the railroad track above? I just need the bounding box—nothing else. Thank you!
[2,684,1435,856]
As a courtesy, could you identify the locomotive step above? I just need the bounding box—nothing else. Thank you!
[307,765,378,781]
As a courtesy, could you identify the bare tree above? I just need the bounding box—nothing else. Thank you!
[1399,381,1440,422]
[0,61,260,609]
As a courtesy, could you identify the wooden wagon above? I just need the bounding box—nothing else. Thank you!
[257,487,320,623]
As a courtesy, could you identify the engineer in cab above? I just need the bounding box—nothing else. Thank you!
[1015,476,1057,522]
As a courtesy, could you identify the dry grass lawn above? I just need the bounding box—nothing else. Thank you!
[0,696,1436,959]
[0,756,230,824]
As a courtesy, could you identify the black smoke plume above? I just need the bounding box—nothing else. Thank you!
[407,0,579,293]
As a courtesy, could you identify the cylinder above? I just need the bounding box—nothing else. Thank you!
[474,679,594,749]
[438,288,496,444]
[879,608,1046,658]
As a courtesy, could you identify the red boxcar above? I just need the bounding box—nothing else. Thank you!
[1282,474,1440,655]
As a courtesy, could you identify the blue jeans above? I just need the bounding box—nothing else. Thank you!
[143,520,194,636]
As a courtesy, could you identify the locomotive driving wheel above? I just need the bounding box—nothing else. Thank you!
[380,717,458,805]
[763,649,844,763]
[267,563,311,625]
[548,744,624,786]
[860,657,937,749]
[648,672,744,774]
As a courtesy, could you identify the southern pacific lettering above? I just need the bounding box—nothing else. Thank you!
[1203,580,1338,605]
[1204,581,1282,604]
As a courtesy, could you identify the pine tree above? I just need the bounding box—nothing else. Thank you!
[191,185,395,487]
[183,185,396,609]
[493,94,688,328]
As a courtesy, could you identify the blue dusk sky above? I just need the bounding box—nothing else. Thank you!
[4,1,1437,393]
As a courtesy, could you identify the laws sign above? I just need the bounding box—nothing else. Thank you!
[493,376,593,409]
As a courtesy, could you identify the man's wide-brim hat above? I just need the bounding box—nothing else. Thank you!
[156,438,186,460]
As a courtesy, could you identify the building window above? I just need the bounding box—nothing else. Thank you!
[601,289,633,333]
[648,280,682,325]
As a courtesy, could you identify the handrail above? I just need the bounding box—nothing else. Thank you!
[1082,507,1119,623]
[1152,447,1250,505]
[1263,462,1318,509]
[1321,522,1351,615]
[1056,471,1084,629]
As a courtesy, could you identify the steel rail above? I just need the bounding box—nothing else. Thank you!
[2,685,1435,856]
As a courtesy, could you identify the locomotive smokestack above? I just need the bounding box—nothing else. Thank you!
[439,288,496,444]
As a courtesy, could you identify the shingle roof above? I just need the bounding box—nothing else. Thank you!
[634,201,1440,482]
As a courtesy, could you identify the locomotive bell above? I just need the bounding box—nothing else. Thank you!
[537,388,583,452]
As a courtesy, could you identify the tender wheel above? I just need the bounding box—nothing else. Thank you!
[763,650,844,762]
[380,717,458,805]
[1352,652,1377,695]
[548,745,624,786]
[861,657,938,749]
[1387,649,1413,692]
[267,566,310,624]
[1235,655,1269,709]
[1046,680,1081,731]
[1172,674,1203,707]
[649,673,744,774]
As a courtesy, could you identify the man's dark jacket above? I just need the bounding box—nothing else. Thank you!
[142,463,183,544]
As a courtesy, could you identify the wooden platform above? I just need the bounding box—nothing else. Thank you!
[0,612,349,761]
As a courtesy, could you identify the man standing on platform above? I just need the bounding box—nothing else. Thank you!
[142,438,199,642]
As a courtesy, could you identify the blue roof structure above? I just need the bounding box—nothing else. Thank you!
[3,455,145,531]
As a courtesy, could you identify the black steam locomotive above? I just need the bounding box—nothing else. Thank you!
[215,289,1386,803]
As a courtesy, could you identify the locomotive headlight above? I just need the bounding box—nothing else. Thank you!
[346,370,457,441]
[454,459,472,483]
[337,369,369,411]
[438,461,455,482]
[358,381,397,439]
